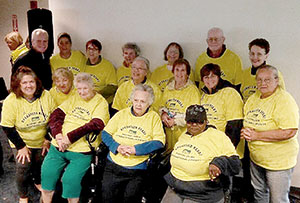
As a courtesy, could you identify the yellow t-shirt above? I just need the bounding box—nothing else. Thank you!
[11,43,29,64]
[49,86,77,107]
[112,79,162,112]
[50,50,86,76]
[243,88,299,170]
[200,87,243,132]
[0,91,56,148]
[151,64,195,92]
[241,66,286,102]
[195,49,243,87]
[104,107,165,167]
[51,92,110,153]
[117,64,132,87]
[117,64,152,87]
[83,58,117,103]
[170,128,238,181]
[160,80,201,151]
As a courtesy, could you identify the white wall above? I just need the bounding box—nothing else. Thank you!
[0,0,299,186]
[49,0,300,186]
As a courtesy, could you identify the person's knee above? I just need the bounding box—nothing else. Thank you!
[42,189,54,196]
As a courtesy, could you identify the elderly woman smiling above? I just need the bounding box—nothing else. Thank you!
[41,72,109,203]
[151,42,195,92]
[0,66,55,203]
[101,84,165,203]
[160,59,200,152]
[49,67,76,107]
[241,65,299,203]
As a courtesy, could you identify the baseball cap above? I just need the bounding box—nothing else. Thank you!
[185,105,207,123]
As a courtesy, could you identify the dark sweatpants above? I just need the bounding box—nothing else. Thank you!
[101,160,146,203]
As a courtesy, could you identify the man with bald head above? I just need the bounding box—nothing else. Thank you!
[12,28,52,90]
[195,27,243,89]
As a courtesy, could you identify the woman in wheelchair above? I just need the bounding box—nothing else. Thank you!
[41,73,109,203]
[101,84,165,203]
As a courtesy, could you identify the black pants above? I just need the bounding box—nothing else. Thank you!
[13,148,44,198]
[101,160,146,203]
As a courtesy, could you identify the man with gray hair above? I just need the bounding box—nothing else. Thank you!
[195,27,243,89]
[12,28,52,90]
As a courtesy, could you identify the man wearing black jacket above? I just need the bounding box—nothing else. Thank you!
[12,28,52,90]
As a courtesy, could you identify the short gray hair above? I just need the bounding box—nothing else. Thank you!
[207,27,224,38]
[31,28,48,41]
[256,64,279,79]
[133,56,150,70]
[74,72,94,89]
[130,84,155,105]
[122,42,140,56]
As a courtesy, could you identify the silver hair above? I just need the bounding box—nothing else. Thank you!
[122,42,141,56]
[256,64,279,79]
[133,56,150,70]
[130,84,155,106]
[74,72,94,89]
[31,28,48,41]
[207,27,224,38]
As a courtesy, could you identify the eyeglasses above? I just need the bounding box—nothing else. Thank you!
[132,66,147,71]
[87,47,99,52]
[256,77,277,84]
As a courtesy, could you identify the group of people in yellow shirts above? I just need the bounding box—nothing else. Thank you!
[2,26,298,203]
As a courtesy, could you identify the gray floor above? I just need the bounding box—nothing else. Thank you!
[0,126,41,203]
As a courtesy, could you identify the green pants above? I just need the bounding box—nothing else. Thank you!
[41,145,91,198]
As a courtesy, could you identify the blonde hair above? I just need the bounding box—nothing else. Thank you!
[4,32,23,46]
[52,67,74,83]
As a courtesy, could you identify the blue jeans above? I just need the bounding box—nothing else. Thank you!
[250,161,293,203]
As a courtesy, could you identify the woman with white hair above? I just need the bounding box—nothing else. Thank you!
[101,84,165,203]
[241,65,298,203]
[41,72,109,203]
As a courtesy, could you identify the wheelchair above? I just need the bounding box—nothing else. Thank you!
[79,133,170,203]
